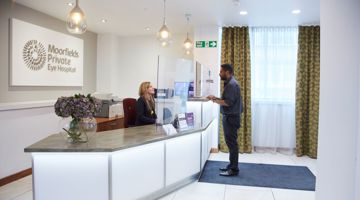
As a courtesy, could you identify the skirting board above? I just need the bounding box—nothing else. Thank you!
[0,168,32,187]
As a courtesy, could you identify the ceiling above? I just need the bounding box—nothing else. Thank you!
[14,0,320,36]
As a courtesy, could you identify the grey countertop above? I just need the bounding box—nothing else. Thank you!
[24,123,211,153]
[187,97,210,102]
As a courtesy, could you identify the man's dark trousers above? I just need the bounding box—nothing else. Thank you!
[222,114,240,171]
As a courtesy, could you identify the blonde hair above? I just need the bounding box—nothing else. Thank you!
[138,82,151,97]
[138,81,155,112]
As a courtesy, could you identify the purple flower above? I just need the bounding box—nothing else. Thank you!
[54,94,102,120]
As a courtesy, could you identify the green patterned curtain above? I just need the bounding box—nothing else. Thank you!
[220,27,252,153]
[296,26,320,158]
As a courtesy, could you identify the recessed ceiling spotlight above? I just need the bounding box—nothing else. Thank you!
[292,9,301,14]
[232,0,240,6]
[101,19,107,23]
[239,11,248,15]
[145,27,151,31]
[67,2,74,7]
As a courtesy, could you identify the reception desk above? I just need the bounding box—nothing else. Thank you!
[95,116,124,132]
[25,99,217,200]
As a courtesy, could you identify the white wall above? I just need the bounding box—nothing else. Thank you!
[96,34,119,94]
[193,26,222,149]
[0,106,58,179]
[96,34,192,99]
[316,0,360,199]
[96,29,221,149]
[194,26,221,97]
[0,1,97,103]
[356,66,360,200]
[356,82,360,199]
[0,1,97,179]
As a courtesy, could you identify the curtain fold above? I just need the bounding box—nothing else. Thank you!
[220,27,252,153]
[295,26,320,158]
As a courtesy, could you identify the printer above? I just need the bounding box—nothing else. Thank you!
[94,99,122,118]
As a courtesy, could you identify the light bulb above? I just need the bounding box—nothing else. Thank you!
[71,12,82,24]
[158,24,171,40]
[184,38,193,49]
[160,30,169,39]
[66,1,87,34]
[184,41,192,49]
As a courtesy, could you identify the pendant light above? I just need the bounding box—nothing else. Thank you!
[183,14,193,55]
[66,0,87,34]
[184,33,192,49]
[157,0,171,45]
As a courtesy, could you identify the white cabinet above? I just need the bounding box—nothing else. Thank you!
[33,153,109,200]
[201,121,214,169]
[111,142,165,200]
[202,101,214,127]
[186,101,202,127]
[201,130,208,169]
[165,133,201,186]
[208,120,214,153]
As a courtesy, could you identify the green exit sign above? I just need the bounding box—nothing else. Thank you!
[196,41,206,48]
[196,40,217,48]
[208,41,217,47]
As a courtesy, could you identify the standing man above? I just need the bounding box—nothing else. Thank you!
[207,64,243,176]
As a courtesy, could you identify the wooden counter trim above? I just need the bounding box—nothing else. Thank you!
[95,116,124,124]
[96,116,124,132]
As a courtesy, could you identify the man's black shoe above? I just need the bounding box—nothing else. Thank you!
[219,169,239,176]
[219,167,228,171]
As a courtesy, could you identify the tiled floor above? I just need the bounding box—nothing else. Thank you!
[0,152,316,200]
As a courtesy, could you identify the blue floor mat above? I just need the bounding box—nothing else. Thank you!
[198,160,316,191]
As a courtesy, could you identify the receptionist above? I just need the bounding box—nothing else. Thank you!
[135,81,157,126]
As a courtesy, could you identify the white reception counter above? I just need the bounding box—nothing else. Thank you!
[25,100,218,200]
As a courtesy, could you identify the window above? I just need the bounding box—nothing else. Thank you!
[250,27,298,102]
[250,27,298,152]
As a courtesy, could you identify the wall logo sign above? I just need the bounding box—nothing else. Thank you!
[23,40,46,71]
[11,18,84,86]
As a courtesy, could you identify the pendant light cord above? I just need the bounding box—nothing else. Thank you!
[163,0,166,25]
[186,14,190,39]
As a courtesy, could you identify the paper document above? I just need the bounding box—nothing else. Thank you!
[162,124,177,135]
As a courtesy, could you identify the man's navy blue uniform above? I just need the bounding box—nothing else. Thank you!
[221,76,243,173]
[207,64,243,176]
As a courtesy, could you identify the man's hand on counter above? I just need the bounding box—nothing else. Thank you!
[206,95,228,106]
[206,95,217,100]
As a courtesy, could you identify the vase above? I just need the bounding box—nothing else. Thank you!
[59,117,97,143]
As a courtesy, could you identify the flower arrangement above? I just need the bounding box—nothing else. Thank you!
[54,94,101,143]
[55,94,101,120]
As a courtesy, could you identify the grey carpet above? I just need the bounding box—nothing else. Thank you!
[198,160,316,191]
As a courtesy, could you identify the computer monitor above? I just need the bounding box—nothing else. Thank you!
[174,82,190,97]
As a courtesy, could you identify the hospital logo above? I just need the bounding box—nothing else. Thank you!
[23,40,46,71]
